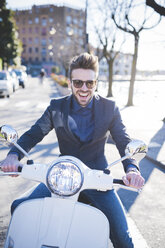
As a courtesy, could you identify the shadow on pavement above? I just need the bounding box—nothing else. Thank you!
[147,122,165,165]
[30,141,59,160]
[117,123,165,211]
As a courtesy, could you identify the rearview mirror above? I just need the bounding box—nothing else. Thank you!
[0,125,18,146]
[125,139,147,161]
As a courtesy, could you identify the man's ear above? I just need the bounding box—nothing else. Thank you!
[68,79,71,89]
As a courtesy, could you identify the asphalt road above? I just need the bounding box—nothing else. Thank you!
[0,77,164,247]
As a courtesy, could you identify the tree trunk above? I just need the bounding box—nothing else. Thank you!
[65,67,69,78]
[126,35,139,106]
[107,59,113,97]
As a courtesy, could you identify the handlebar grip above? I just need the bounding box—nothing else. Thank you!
[0,165,22,172]
[113,179,125,185]
[18,166,22,172]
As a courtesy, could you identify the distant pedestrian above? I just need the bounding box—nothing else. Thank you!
[39,68,45,84]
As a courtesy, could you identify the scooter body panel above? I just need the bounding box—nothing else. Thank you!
[5,197,110,248]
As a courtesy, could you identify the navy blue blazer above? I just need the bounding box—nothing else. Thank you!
[9,94,138,172]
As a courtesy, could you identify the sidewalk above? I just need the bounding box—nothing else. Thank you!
[119,105,165,169]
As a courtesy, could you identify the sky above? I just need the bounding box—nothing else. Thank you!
[6,0,165,71]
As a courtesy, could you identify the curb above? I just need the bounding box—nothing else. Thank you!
[54,82,71,95]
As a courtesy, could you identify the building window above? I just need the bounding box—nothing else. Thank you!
[22,37,26,44]
[41,47,46,56]
[35,47,39,53]
[41,27,47,36]
[73,18,78,24]
[49,17,53,23]
[35,7,39,14]
[79,29,83,36]
[28,37,33,44]
[67,8,71,13]
[28,19,32,24]
[49,7,54,12]
[79,39,84,45]
[35,27,39,33]
[35,57,39,62]
[34,37,39,44]
[22,28,26,34]
[29,27,32,33]
[66,16,72,25]
[41,38,46,46]
[29,47,32,53]
[74,27,78,35]
[49,37,53,43]
[41,17,47,26]
[42,57,46,62]
[35,17,39,24]
[79,18,84,27]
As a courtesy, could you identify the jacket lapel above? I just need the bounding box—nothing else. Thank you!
[61,94,104,146]
[92,94,103,141]
[61,95,81,144]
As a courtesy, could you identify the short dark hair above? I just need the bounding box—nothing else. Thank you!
[69,52,99,79]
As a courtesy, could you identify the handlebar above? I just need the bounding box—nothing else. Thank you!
[113,178,142,193]
[113,179,125,185]
[0,165,22,176]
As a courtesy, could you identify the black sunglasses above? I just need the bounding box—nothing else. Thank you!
[72,79,96,89]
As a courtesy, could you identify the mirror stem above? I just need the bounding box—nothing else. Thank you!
[107,154,131,170]
[13,142,30,159]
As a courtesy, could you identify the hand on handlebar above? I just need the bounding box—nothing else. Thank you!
[0,154,23,177]
[122,171,145,189]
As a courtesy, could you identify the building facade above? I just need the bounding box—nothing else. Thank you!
[99,53,133,81]
[14,4,87,75]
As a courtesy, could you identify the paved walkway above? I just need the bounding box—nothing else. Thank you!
[119,105,165,169]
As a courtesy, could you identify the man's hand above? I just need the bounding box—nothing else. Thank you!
[0,154,22,177]
[122,171,145,189]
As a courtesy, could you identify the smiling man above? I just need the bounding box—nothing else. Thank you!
[0,53,144,248]
[70,68,97,107]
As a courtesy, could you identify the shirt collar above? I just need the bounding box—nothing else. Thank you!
[72,96,93,112]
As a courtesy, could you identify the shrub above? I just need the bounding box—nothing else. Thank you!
[51,73,70,88]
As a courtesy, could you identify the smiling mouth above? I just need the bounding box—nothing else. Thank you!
[78,91,90,97]
[79,93,88,97]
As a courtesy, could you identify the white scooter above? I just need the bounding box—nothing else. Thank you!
[0,125,147,248]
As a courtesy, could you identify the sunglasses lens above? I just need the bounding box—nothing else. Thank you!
[73,80,83,88]
[72,80,96,89]
[86,81,95,89]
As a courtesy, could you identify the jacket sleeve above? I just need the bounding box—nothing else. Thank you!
[8,103,54,160]
[108,103,139,172]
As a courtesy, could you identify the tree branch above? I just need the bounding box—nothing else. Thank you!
[146,0,165,16]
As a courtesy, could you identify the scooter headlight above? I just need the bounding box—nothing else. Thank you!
[46,160,83,196]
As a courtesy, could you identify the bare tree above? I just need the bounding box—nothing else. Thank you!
[111,0,161,106]
[89,0,125,97]
[146,0,165,15]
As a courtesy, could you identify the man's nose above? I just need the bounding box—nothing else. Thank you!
[81,82,88,90]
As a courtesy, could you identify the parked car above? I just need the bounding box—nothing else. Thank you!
[13,69,27,88]
[0,71,13,97]
[9,70,20,92]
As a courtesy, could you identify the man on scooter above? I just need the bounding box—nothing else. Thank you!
[0,52,145,248]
